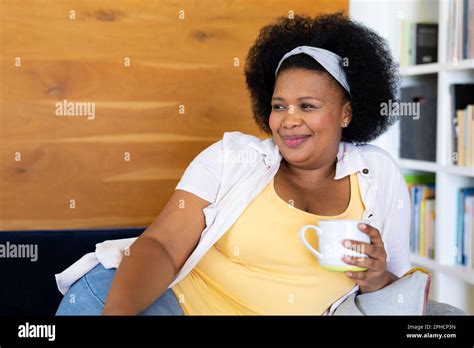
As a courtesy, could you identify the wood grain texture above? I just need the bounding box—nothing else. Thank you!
[0,0,348,230]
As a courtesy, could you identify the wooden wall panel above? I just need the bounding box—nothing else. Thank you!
[0,0,348,230]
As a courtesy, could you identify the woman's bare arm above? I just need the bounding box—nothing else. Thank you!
[102,189,210,315]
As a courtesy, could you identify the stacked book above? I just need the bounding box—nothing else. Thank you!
[456,187,474,267]
[454,105,474,166]
[447,0,474,61]
[405,173,436,259]
[399,21,438,66]
[451,84,474,167]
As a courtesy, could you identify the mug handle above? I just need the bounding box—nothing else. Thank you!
[299,225,323,260]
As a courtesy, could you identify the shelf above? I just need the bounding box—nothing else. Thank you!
[444,59,474,71]
[399,60,474,77]
[410,254,474,285]
[398,159,474,177]
[399,63,440,76]
[398,159,438,173]
[443,165,474,177]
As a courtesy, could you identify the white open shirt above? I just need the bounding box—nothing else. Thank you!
[55,131,411,315]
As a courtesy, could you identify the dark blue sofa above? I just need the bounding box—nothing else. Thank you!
[0,227,144,315]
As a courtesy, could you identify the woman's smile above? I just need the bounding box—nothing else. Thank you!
[282,134,312,148]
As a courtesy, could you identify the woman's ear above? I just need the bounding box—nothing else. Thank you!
[341,101,352,128]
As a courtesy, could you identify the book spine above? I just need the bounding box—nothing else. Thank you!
[468,105,474,167]
[409,22,415,66]
[457,189,466,265]
[410,185,416,254]
[427,199,436,260]
[448,0,455,61]
[466,196,474,268]
[457,110,465,166]
[432,202,436,260]
[463,108,468,167]
[415,186,421,255]
[451,85,458,165]
[463,0,469,59]
[420,195,426,257]
[464,195,473,268]
[469,0,474,58]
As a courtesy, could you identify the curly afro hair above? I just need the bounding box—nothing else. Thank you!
[244,12,400,144]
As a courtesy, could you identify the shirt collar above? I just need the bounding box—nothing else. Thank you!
[334,141,368,179]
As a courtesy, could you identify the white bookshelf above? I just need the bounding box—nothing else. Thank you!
[399,159,474,177]
[399,59,474,75]
[399,62,440,76]
[445,58,474,70]
[351,0,474,314]
[410,254,474,284]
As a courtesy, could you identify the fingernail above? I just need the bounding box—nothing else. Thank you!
[344,240,352,248]
[359,223,367,230]
[347,272,353,277]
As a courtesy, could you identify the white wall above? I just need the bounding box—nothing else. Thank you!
[349,0,399,158]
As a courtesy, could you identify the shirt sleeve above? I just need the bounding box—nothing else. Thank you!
[384,168,412,277]
[175,139,223,204]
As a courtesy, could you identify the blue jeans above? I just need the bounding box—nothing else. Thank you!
[56,264,184,315]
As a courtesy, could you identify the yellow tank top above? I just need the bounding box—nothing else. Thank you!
[171,173,364,315]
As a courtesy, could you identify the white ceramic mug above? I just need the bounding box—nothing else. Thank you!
[299,219,371,272]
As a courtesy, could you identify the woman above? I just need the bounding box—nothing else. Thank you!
[56,12,410,315]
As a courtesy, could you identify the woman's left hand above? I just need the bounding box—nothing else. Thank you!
[341,223,398,293]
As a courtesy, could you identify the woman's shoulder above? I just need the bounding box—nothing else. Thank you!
[345,142,401,180]
[351,142,399,168]
[192,131,269,166]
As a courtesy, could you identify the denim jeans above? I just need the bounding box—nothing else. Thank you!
[56,264,184,315]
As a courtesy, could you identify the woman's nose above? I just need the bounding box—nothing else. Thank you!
[281,106,303,126]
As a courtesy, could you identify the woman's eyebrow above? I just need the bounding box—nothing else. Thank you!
[271,96,322,101]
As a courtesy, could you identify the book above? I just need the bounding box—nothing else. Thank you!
[420,185,435,257]
[420,195,426,257]
[404,173,436,258]
[469,0,474,58]
[463,0,469,59]
[456,188,474,265]
[399,20,409,67]
[450,84,474,166]
[465,195,474,267]
[414,23,438,64]
[425,199,436,259]
[447,0,474,60]
[468,105,474,167]
[457,109,465,166]
[453,106,474,167]
[404,173,436,186]
[399,21,438,66]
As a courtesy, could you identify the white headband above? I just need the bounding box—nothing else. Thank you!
[274,45,351,96]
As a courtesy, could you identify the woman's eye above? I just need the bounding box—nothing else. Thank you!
[272,105,285,111]
[272,104,318,111]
